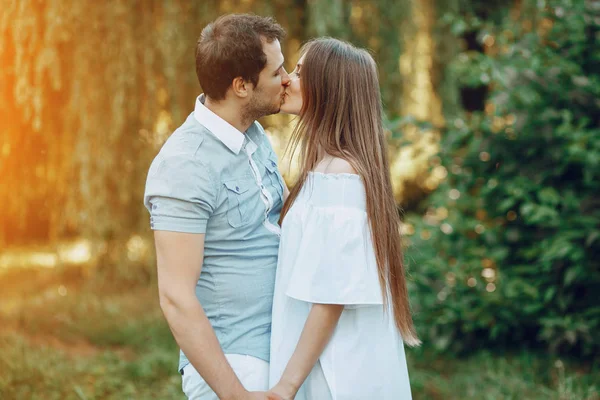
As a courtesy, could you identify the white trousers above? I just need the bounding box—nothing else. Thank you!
[181,354,269,400]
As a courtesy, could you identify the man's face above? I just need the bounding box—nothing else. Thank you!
[247,38,290,118]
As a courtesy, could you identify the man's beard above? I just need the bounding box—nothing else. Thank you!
[241,91,281,124]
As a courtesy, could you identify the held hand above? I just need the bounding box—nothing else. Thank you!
[267,380,298,400]
[265,390,289,400]
[244,391,284,400]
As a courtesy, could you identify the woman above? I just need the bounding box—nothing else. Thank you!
[268,38,420,400]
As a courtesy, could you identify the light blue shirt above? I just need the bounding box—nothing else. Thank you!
[144,95,284,372]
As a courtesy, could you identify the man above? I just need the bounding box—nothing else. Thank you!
[144,14,290,400]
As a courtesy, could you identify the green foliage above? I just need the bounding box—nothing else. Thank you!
[407,0,600,357]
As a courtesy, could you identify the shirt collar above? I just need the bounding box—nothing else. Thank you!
[194,94,245,155]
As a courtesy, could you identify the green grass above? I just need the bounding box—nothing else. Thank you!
[0,272,181,399]
[409,349,598,400]
[0,269,597,399]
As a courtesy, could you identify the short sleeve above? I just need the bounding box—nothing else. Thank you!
[143,155,216,234]
[284,207,384,306]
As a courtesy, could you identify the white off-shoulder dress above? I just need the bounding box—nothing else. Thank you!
[269,172,412,400]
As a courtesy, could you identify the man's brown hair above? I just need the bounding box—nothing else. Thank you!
[196,14,285,100]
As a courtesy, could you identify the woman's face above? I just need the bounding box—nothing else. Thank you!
[280,55,305,115]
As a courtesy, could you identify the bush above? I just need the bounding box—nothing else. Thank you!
[406,0,600,357]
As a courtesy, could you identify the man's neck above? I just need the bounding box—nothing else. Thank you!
[204,96,252,133]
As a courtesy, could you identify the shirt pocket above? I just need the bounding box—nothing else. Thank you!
[264,157,284,200]
[223,180,252,228]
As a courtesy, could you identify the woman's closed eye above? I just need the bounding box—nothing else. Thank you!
[293,64,302,77]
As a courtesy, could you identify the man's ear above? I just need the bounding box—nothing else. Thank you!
[231,77,250,98]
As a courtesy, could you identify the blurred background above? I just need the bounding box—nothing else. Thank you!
[1,0,599,399]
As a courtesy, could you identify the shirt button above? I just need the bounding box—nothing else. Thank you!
[271,161,276,167]
[235,186,240,191]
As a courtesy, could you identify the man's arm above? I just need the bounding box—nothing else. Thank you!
[269,303,344,399]
[155,231,273,400]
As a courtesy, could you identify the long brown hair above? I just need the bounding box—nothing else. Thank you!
[280,38,420,346]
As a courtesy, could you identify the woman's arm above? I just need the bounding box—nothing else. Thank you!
[269,303,344,399]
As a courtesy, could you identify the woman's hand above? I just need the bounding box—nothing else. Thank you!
[243,391,283,400]
[268,380,298,400]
